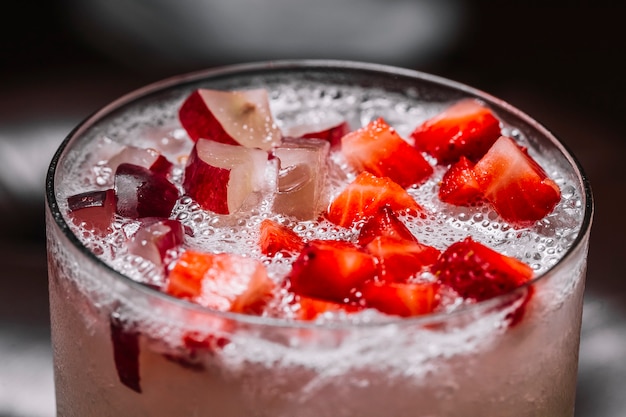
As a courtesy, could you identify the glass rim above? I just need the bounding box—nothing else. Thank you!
[45,59,594,330]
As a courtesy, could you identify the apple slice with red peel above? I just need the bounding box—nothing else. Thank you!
[166,250,274,314]
[114,163,179,219]
[281,108,350,149]
[128,218,185,267]
[183,139,270,215]
[178,89,282,151]
[67,189,116,235]
[107,146,173,176]
[300,121,350,149]
[272,137,330,220]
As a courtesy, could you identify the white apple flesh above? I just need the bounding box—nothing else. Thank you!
[183,139,270,215]
[179,88,282,151]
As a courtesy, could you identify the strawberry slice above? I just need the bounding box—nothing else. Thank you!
[434,237,534,302]
[288,240,377,303]
[166,250,274,314]
[294,296,362,321]
[342,118,433,188]
[410,99,502,165]
[438,156,483,206]
[357,205,417,246]
[365,236,441,282]
[473,136,561,222]
[361,281,440,317]
[326,172,422,228]
[258,219,305,257]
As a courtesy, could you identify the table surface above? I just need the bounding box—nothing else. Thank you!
[1,3,624,417]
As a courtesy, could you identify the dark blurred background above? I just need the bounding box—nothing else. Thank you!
[1,1,624,416]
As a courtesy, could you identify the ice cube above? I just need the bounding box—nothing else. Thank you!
[272,137,330,220]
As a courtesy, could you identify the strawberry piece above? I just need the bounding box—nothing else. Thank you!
[288,240,377,303]
[342,118,433,188]
[258,219,305,257]
[326,172,422,228]
[438,156,483,206]
[361,281,440,317]
[473,136,561,222]
[357,205,417,246]
[434,237,534,302]
[166,251,274,314]
[410,99,502,165]
[301,120,350,149]
[295,296,362,321]
[365,236,441,282]
[67,189,116,235]
[178,89,282,150]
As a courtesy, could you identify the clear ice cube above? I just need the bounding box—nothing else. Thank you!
[272,137,330,220]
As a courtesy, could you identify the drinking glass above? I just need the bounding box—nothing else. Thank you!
[46,60,593,417]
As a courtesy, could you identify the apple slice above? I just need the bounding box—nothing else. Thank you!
[107,146,173,177]
[280,108,350,149]
[272,137,330,220]
[67,189,116,235]
[183,139,270,215]
[178,88,282,151]
[114,163,179,219]
[128,218,185,267]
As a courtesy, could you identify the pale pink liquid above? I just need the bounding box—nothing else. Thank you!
[46,62,591,417]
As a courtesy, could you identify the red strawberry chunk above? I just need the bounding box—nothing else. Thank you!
[410,99,502,165]
[167,251,274,314]
[288,240,377,303]
[295,296,362,321]
[366,236,441,282]
[439,156,483,206]
[326,172,422,228]
[434,237,534,302]
[258,219,305,257]
[342,118,433,187]
[357,205,417,246]
[473,136,561,222]
[361,281,440,317]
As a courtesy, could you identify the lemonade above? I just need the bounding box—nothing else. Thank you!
[46,61,592,417]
